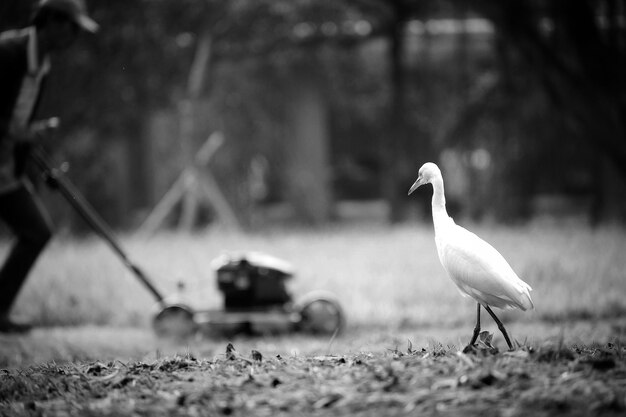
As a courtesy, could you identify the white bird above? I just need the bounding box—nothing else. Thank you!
[408,162,533,350]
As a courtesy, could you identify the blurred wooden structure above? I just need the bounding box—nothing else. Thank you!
[138,31,241,234]
[137,131,241,235]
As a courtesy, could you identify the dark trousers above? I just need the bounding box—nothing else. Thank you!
[0,183,52,316]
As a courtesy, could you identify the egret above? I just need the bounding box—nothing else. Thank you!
[408,162,533,350]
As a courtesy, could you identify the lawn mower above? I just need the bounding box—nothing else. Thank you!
[29,118,345,339]
[153,252,345,339]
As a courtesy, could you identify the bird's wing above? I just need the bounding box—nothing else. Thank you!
[437,225,533,310]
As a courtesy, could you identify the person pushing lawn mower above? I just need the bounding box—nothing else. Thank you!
[0,0,98,333]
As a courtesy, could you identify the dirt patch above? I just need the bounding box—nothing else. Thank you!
[1,340,625,417]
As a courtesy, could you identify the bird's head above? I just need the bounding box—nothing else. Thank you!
[408,162,441,195]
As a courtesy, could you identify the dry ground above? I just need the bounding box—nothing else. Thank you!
[1,317,625,416]
[1,223,625,415]
[1,336,625,417]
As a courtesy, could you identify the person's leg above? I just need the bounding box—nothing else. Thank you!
[0,184,53,321]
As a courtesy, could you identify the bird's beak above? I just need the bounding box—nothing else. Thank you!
[408,176,424,195]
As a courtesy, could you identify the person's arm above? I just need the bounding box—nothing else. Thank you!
[0,41,25,141]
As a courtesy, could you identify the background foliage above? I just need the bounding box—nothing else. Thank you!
[1,0,625,230]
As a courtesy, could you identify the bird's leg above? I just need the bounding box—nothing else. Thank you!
[484,305,513,350]
[469,303,481,346]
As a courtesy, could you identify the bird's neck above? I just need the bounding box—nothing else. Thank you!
[431,176,451,230]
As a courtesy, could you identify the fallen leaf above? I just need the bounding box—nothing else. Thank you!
[455,351,475,368]
[313,393,343,409]
[226,343,237,361]
[251,350,263,362]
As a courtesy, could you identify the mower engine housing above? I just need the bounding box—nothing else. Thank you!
[213,252,294,310]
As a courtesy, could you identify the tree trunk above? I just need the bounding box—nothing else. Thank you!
[126,123,153,215]
[0,0,32,31]
[474,0,626,220]
[383,10,412,223]
[284,76,333,225]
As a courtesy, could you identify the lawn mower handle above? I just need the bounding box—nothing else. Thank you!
[28,144,166,304]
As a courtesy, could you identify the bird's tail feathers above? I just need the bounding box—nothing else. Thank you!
[513,276,533,310]
[518,290,534,311]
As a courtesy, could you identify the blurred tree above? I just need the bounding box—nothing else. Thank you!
[472,0,626,221]
[5,0,623,229]
[0,0,32,31]
[4,0,223,229]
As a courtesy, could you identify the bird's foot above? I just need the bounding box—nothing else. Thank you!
[462,334,500,355]
[462,344,498,355]
[462,344,476,354]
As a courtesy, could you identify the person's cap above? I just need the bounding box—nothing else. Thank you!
[37,0,99,33]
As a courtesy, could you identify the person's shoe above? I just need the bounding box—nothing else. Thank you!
[0,317,33,334]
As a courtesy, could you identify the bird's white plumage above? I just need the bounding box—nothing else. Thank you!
[436,221,533,310]
[409,162,533,312]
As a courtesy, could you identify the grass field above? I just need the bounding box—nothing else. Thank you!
[1,223,626,415]
[4,222,626,329]
[0,222,624,366]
